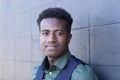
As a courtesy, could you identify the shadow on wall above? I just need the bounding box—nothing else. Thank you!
[90,24,120,80]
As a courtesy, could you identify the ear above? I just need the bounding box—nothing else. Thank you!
[67,34,72,44]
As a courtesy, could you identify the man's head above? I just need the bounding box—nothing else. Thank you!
[37,7,73,59]
[37,7,73,34]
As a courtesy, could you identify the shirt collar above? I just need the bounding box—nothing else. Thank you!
[54,50,71,69]
[41,49,71,70]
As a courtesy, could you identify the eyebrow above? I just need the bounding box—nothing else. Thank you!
[41,29,65,32]
[41,29,49,32]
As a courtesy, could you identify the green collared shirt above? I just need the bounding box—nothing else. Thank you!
[32,50,98,80]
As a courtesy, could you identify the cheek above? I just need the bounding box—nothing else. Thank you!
[59,38,69,46]
[40,37,46,47]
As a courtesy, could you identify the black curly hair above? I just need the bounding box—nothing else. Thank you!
[37,7,73,34]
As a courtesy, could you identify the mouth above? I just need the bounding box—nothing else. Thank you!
[46,45,58,49]
[46,46,58,48]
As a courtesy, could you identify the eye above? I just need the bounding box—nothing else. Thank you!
[56,31,64,36]
[41,31,49,36]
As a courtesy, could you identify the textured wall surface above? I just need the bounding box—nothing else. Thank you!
[0,0,120,80]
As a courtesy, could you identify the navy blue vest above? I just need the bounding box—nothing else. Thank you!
[35,55,86,80]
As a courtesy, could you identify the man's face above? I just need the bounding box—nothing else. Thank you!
[39,18,72,58]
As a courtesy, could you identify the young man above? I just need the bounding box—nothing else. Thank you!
[33,7,98,80]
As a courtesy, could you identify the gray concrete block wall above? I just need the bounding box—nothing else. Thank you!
[70,29,89,63]
[0,0,120,80]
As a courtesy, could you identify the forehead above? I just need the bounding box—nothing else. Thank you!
[40,18,66,30]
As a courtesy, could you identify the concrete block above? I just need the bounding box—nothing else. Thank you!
[70,28,89,63]
[31,35,45,62]
[15,36,32,61]
[89,0,120,26]
[55,0,89,29]
[31,3,56,35]
[0,0,16,13]
[0,0,16,40]
[15,61,31,80]
[0,38,15,60]
[0,41,4,60]
[15,0,32,14]
[93,65,120,80]
[0,11,15,39]
[32,0,54,9]
[2,60,15,80]
[90,24,120,66]
[15,12,32,37]
[0,60,3,80]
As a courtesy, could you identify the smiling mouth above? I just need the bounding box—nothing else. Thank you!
[46,46,57,48]
[46,46,58,48]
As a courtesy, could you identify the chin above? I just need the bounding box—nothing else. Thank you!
[46,52,62,58]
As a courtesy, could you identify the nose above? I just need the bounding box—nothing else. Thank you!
[47,34,57,43]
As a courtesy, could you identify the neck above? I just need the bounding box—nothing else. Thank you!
[47,49,69,68]
[47,57,58,68]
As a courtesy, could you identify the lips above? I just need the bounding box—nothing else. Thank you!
[45,44,58,47]
[46,46,58,48]
[45,45,59,49]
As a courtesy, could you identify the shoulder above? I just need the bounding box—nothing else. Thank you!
[32,62,41,80]
[71,64,98,80]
